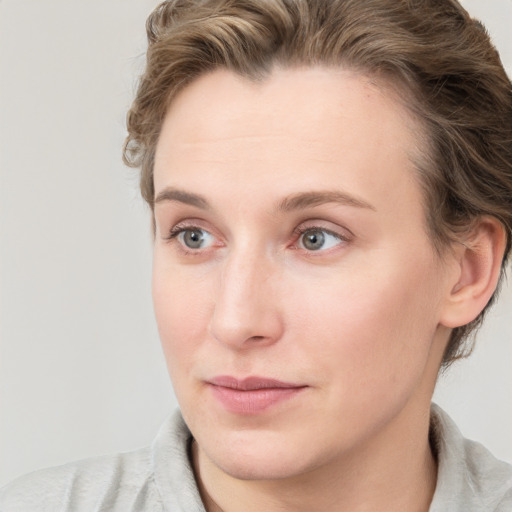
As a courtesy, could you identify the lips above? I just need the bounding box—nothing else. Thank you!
[207,376,307,414]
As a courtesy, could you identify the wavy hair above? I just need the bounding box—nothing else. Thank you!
[124,0,512,366]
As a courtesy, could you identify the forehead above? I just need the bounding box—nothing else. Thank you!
[158,66,417,146]
[154,66,424,217]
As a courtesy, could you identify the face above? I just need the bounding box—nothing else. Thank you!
[152,67,454,481]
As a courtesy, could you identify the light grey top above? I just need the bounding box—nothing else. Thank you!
[1,404,511,511]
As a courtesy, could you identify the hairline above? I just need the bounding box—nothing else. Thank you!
[150,63,448,255]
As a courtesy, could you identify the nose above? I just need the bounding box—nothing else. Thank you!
[208,250,284,349]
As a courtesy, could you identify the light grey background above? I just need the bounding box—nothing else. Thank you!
[0,0,511,487]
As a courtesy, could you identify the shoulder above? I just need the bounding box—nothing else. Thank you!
[0,410,204,512]
[461,436,512,511]
[430,403,512,512]
[0,446,162,512]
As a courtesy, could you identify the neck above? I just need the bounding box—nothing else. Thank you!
[192,400,438,512]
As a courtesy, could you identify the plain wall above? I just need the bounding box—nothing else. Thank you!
[1,0,511,487]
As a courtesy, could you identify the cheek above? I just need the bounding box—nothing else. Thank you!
[290,256,442,395]
[152,256,213,373]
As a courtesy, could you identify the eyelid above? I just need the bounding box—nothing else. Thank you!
[292,224,352,252]
[161,219,351,255]
[163,219,212,240]
[166,223,202,241]
[162,220,223,257]
[293,222,352,241]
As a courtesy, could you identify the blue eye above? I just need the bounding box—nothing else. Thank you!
[176,228,214,249]
[299,228,341,251]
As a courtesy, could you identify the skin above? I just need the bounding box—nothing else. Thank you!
[151,66,504,511]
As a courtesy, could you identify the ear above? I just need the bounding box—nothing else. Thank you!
[440,217,507,329]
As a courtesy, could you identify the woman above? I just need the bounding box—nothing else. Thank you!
[2,0,512,510]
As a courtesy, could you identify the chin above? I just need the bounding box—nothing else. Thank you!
[198,426,327,482]
[211,448,311,481]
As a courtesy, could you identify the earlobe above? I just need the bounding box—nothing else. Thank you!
[440,217,507,329]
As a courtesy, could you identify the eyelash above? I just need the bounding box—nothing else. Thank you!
[164,223,350,254]
[292,225,349,250]
[164,223,214,255]
[166,223,198,241]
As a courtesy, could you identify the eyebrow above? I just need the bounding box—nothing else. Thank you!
[154,187,376,212]
[277,190,376,212]
[154,187,211,209]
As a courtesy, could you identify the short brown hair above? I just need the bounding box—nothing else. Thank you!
[123,0,512,367]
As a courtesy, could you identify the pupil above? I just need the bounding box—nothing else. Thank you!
[304,230,324,250]
[185,230,203,248]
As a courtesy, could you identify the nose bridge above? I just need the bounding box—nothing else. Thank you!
[209,243,282,348]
